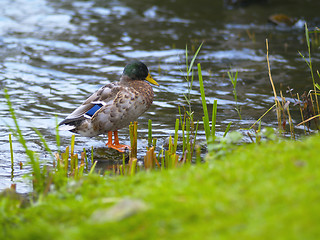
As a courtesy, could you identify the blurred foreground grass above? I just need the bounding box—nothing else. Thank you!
[1,133,320,239]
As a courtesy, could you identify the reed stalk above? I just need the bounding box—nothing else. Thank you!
[129,158,137,176]
[70,135,75,157]
[195,145,201,165]
[266,39,282,129]
[211,100,217,141]
[173,119,179,153]
[9,134,14,179]
[248,104,276,130]
[129,122,138,158]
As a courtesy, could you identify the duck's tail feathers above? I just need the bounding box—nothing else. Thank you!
[58,116,86,131]
[58,124,76,131]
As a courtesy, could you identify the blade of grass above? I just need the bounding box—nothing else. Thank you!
[187,42,203,76]
[211,100,217,141]
[173,119,179,153]
[33,128,54,159]
[191,121,199,157]
[223,122,232,137]
[198,63,210,142]
[89,161,97,175]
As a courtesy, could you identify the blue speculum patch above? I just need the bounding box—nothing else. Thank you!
[86,104,103,117]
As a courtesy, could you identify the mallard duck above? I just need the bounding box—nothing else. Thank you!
[59,60,159,152]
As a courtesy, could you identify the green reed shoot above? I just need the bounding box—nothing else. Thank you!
[165,135,180,168]
[211,100,217,141]
[144,147,157,170]
[89,161,97,175]
[129,158,137,176]
[184,42,203,116]
[228,69,242,120]
[33,128,54,159]
[71,134,75,156]
[179,106,186,153]
[185,118,191,161]
[129,121,138,158]
[174,119,179,153]
[195,145,201,165]
[223,122,232,137]
[9,134,14,179]
[152,138,157,148]
[197,63,218,144]
[190,121,199,162]
[198,63,210,142]
[55,116,60,154]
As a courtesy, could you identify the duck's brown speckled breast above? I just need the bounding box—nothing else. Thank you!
[128,80,154,109]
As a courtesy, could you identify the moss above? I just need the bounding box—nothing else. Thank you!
[1,134,320,239]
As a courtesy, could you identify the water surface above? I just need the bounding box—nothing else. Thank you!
[0,0,319,192]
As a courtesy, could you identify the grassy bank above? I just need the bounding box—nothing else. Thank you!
[1,133,319,239]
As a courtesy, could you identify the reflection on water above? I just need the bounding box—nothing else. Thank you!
[0,0,319,192]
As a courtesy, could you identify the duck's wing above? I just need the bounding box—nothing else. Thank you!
[59,83,123,126]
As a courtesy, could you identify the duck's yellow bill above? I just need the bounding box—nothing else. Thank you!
[146,73,159,86]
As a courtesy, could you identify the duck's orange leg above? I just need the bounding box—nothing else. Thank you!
[106,131,130,152]
[106,131,114,149]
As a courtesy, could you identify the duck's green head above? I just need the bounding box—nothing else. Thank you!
[123,61,159,86]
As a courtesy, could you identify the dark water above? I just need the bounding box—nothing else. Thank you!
[0,0,319,192]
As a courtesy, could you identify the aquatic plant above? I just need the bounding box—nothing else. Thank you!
[264,23,320,135]
[4,88,93,195]
[297,23,320,128]
[197,63,218,144]
[227,69,242,120]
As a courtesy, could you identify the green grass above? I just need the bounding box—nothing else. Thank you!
[1,133,320,240]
